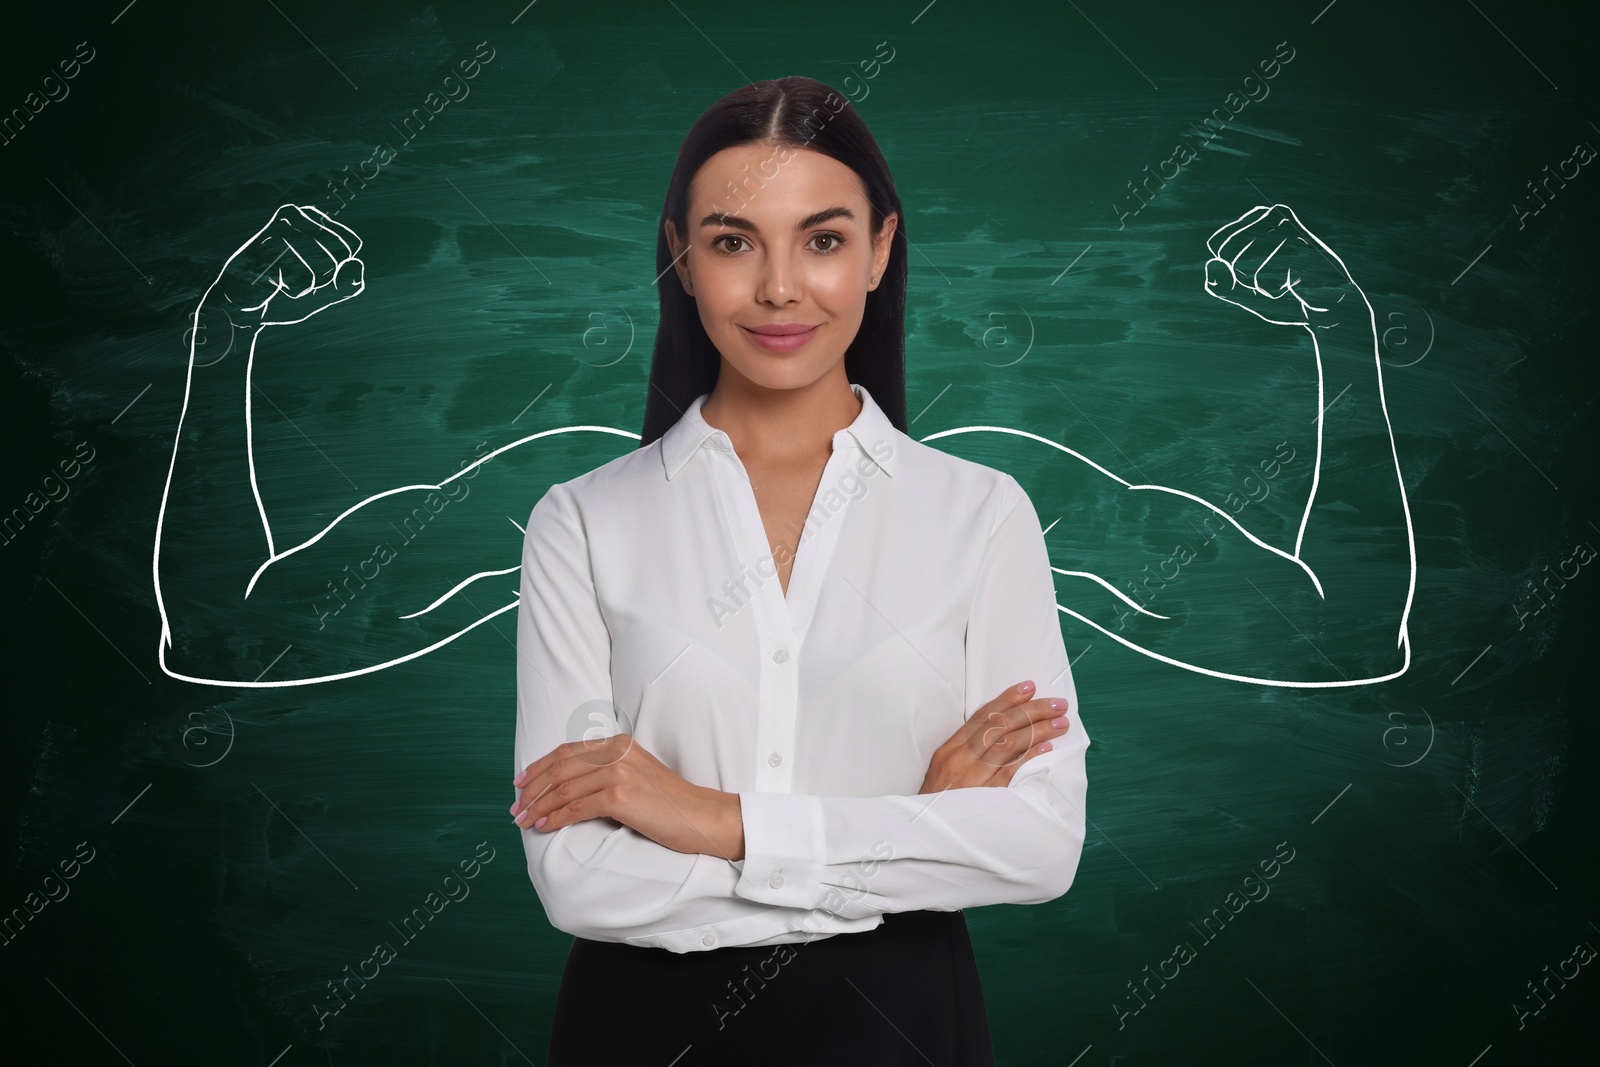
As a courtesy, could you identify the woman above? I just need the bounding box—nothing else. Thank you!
[508,76,1088,1065]
[153,60,1411,1067]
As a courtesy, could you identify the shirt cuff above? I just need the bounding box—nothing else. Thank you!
[623,906,812,953]
[732,791,826,909]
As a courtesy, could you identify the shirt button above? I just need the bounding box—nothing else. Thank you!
[772,648,789,664]
[769,872,785,889]
[701,933,716,947]
[768,751,782,767]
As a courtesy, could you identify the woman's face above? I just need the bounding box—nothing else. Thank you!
[665,142,897,393]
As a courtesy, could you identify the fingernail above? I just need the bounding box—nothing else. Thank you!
[1038,741,1053,753]
[509,802,520,816]
[534,816,548,830]
[1049,698,1067,711]
[1018,680,1035,694]
[1051,717,1069,729]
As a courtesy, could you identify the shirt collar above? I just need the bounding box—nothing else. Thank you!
[659,382,899,481]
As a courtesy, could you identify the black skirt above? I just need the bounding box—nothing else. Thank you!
[546,908,995,1066]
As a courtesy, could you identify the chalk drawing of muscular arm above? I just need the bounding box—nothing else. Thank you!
[154,203,1413,688]
[931,204,1416,687]
[153,205,630,687]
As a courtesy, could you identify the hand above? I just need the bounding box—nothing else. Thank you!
[199,204,365,333]
[511,735,743,860]
[919,681,1072,793]
[1202,204,1368,329]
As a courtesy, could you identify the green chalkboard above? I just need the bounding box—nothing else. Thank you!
[2,0,1596,1063]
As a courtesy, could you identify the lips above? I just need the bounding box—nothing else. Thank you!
[741,323,820,353]
[745,323,819,336]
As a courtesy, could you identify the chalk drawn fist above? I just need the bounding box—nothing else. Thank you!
[1202,204,1366,329]
[204,204,365,328]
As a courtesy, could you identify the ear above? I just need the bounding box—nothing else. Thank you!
[663,218,693,294]
[870,212,898,290]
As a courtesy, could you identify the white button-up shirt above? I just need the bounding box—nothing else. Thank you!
[514,382,1090,953]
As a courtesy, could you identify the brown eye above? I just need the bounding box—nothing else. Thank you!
[809,232,845,254]
[713,235,750,255]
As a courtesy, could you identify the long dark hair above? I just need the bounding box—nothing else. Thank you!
[639,76,909,447]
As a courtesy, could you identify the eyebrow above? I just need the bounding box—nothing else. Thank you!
[698,206,856,234]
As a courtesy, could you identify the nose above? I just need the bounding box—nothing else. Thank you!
[756,247,800,306]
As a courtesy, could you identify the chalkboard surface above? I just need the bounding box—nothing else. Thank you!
[3,1,1596,1063]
